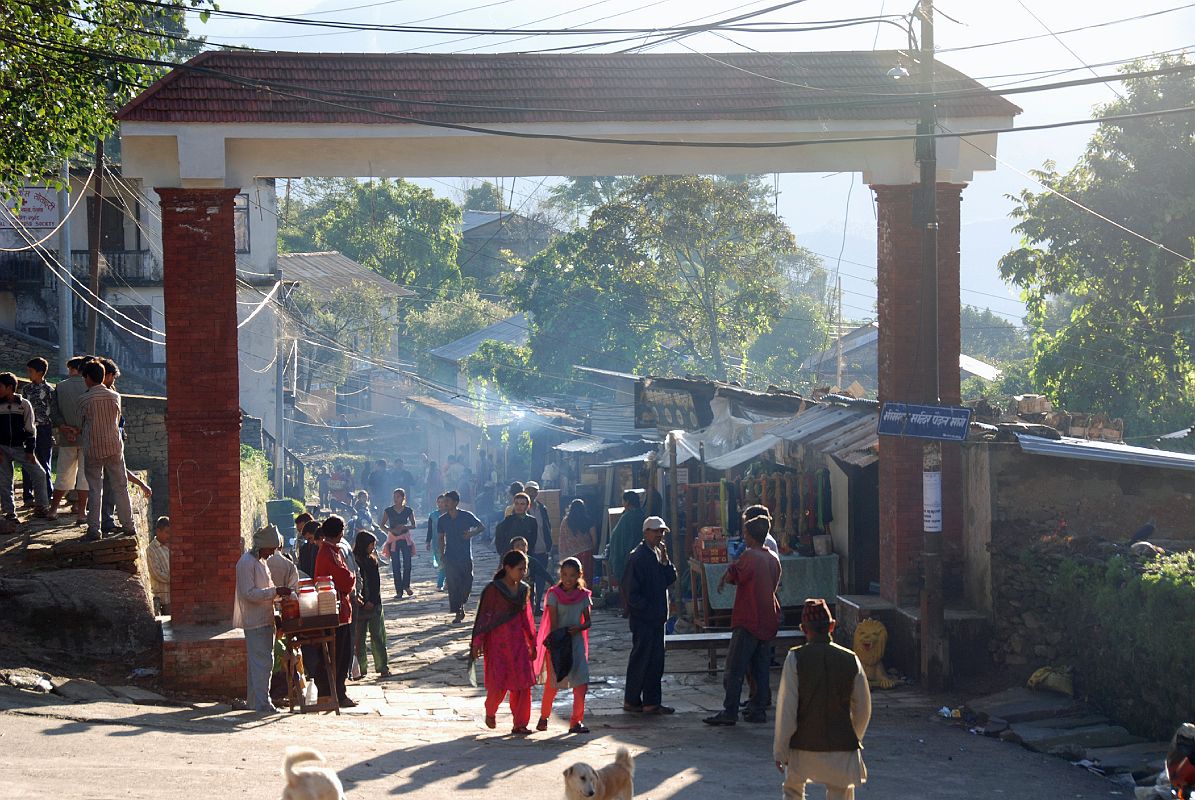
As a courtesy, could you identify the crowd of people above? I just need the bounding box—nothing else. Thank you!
[229,456,872,797]
[0,355,148,540]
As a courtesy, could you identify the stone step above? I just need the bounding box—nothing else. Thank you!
[109,685,173,705]
[1013,722,1144,753]
[1015,714,1112,732]
[968,686,1079,723]
[52,678,126,703]
[1084,741,1172,775]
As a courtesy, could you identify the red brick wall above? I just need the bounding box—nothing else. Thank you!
[157,188,243,627]
[872,183,965,606]
[163,637,246,697]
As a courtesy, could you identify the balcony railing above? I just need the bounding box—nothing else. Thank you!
[71,250,158,283]
[0,252,45,285]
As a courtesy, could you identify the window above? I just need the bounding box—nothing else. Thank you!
[234,193,250,253]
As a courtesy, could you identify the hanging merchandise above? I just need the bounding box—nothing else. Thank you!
[725,480,740,535]
[816,468,835,533]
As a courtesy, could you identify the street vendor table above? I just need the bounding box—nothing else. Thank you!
[279,615,341,714]
[689,554,839,630]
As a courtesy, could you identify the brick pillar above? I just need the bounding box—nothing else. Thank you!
[872,183,965,607]
[157,188,243,627]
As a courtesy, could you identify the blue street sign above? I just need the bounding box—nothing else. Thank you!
[877,402,972,441]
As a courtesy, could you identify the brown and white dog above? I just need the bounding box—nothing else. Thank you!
[281,747,345,800]
[563,747,634,800]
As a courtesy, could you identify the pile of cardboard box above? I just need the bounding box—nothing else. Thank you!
[694,526,728,563]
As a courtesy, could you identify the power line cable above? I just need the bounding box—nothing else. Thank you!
[0,168,95,252]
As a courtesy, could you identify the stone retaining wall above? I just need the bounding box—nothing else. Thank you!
[988,533,1195,739]
[123,394,169,520]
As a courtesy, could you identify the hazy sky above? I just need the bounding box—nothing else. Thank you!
[186,0,1195,319]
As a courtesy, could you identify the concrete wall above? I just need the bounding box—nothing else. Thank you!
[960,444,993,613]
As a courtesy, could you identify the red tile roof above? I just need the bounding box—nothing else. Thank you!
[117,51,1020,125]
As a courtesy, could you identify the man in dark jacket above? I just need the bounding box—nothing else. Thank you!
[621,515,677,715]
[494,492,538,555]
[0,372,51,521]
[772,599,871,800]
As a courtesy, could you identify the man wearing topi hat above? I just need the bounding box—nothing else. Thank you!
[621,515,677,714]
[234,524,292,713]
[773,598,871,800]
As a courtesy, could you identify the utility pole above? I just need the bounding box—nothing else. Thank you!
[915,0,949,690]
[835,275,844,389]
[274,334,287,498]
[85,138,104,353]
[56,163,74,373]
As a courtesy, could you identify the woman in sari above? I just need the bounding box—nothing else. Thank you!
[469,549,538,735]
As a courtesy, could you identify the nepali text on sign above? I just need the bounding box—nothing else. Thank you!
[1,187,60,230]
[876,402,972,442]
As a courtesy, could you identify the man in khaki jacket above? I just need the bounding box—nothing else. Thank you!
[773,598,871,800]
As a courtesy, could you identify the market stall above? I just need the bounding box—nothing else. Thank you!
[689,553,839,630]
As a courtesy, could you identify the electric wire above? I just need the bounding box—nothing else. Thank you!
[0,168,95,252]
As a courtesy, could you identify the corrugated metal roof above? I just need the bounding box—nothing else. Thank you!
[278,252,415,300]
[554,438,656,457]
[118,51,1021,125]
[705,403,879,470]
[554,437,628,454]
[705,433,781,470]
[800,323,878,371]
[460,210,512,233]
[802,322,1000,382]
[574,366,642,382]
[1015,434,1195,472]
[959,353,1002,382]
[428,313,529,364]
[405,394,515,429]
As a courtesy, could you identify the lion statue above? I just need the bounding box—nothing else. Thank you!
[852,618,896,689]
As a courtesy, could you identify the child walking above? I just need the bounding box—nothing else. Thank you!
[352,531,390,678]
[470,549,538,735]
[535,557,593,734]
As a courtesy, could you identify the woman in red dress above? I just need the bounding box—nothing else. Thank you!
[469,549,538,735]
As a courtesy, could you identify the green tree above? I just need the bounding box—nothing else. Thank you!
[543,176,633,226]
[0,1,212,197]
[960,305,1030,365]
[999,56,1195,435]
[599,175,797,379]
[287,281,396,391]
[280,178,462,294]
[462,341,543,398]
[403,290,512,377]
[503,228,660,386]
[747,292,832,388]
[462,181,508,212]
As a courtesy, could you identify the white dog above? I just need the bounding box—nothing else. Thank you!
[281,747,345,800]
[563,747,634,800]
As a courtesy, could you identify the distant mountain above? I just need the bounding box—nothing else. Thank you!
[796,216,1026,323]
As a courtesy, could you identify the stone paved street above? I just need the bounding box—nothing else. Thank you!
[0,543,1133,799]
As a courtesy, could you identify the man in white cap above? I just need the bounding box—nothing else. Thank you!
[234,524,292,713]
[621,515,677,714]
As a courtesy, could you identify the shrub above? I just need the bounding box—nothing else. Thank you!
[240,445,273,551]
[1044,551,1195,737]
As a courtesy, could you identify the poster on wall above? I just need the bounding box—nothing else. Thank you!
[1,187,60,230]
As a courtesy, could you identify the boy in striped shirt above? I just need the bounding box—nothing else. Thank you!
[79,361,135,540]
